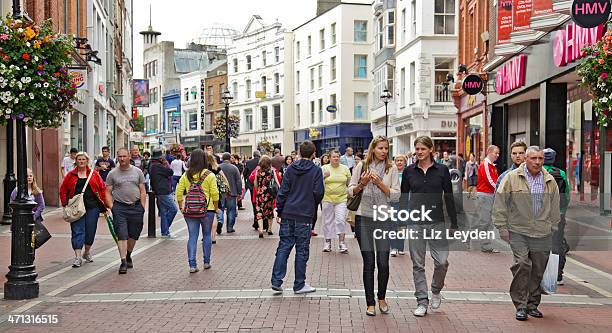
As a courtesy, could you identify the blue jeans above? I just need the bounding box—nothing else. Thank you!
[271,219,312,291]
[217,196,237,232]
[185,213,214,267]
[70,207,100,250]
[156,194,178,236]
[172,176,181,192]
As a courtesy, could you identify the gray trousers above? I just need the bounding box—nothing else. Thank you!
[509,232,551,310]
[473,192,495,250]
[408,223,449,306]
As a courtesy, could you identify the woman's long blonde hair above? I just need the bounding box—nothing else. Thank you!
[206,152,218,170]
[364,136,392,173]
[28,168,42,196]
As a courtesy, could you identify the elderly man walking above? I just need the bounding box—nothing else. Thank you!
[492,146,560,321]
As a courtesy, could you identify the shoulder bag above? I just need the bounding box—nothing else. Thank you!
[63,168,95,223]
[347,162,365,211]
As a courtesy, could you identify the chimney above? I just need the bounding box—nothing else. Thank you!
[317,0,341,16]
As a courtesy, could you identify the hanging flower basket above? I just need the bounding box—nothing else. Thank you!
[213,114,240,140]
[0,16,78,128]
[257,139,273,154]
[577,24,612,126]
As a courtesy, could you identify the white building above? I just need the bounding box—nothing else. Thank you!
[387,0,458,156]
[292,1,373,155]
[228,15,294,156]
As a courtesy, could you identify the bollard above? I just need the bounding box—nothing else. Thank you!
[450,169,464,214]
[148,191,156,238]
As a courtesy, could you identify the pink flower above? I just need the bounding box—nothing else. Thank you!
[0,34,8,40]
[601,72,609,80]
[599,58,605,65]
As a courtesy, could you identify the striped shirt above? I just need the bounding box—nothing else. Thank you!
[524,165,544,216]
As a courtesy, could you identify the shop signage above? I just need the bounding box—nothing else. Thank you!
[395,123,413,133]
[441,120,457,129]
[495,54,527,95]
[326,105,338,113]
[462,75,484,95]
[497,0,513,44]
[533,0,553,16]
[513,0,534,32]
[571,0,611,28]
[68,69,87,90]
[553,22,605,67]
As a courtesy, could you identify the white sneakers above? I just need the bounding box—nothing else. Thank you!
[294,283,316,294]
[338,242,348,253]
[431,293,442,309]
[323,241,332,252]
[323,240,349,253]
[72,257,82,268]
[390,249,398,257]
[413,304,427,317]
[82,252,94,263]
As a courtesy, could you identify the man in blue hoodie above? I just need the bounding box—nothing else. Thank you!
[271,140,324,294]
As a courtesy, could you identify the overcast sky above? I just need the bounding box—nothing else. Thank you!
[132,0,317,78]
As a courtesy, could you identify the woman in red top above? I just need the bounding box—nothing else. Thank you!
[59,152,108,268]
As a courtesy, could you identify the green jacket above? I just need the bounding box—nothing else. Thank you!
[542,164,570,213]
[492,164,560,238]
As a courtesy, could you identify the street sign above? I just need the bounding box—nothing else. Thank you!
[255,91,266,98]
[571,0,611,28]
[173,111,181,117]
[462,74,484,95]
[326,105,338,113]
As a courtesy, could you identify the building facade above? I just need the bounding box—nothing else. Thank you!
[292,1,373,156]
[228,15,293,156]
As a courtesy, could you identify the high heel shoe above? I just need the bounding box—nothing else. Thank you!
[366,306,376,316]
[378,300,389,314]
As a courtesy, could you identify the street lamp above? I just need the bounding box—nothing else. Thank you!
[380,88,392,137]
[4,0,38,300]
[262,123,268,141]
[221,90,233,153]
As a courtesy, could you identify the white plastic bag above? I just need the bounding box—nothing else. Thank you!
[540,253,559,294]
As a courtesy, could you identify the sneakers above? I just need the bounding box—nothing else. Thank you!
[398,251,406,255]
[390,249,398,257]
[294,283,316,294]
[557,279,565,286]
[339,242,348,254]
[82,252,94,263]
[482,248,500,253]
[431,293,442,309]
[118,261,128,274]
[72,257,82,268]
[189,267,199,273]
[413,304,428,317]
[203,263,211,270]
[161,234,177,239]
[323,241,332,252]
[271,285,283,295]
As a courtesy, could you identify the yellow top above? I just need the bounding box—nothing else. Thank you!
[176,170,219,211]
[322,164,351,204]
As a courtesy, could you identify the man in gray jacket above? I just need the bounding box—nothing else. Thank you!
[219,153,243,233]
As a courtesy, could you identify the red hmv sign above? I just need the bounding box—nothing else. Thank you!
[553,23,605,67]
[495,54,528,95]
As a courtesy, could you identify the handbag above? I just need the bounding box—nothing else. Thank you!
[347,162,365,212]
[269,172,280,198]
[63,168,95,223]
[33,217,51,249]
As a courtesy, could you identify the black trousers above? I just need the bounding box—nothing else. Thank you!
[552,214,568,281]
[355,215,390,306]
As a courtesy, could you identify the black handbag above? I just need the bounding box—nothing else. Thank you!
[33,217,51,249]
[347,162,365,211]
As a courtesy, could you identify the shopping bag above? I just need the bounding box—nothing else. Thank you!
[540,253,559,294]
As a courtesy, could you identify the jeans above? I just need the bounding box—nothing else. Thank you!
[355,215,390,306]
[185,213,214,267]
[172,176,181,192]
[408,223,449,306]
[217,196,237,232]
[156,194,178,236]
[271,219,312,291]
[71,207,100,250]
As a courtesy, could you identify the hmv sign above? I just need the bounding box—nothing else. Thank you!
[571,0,611,28]
[462,75,484,95]
[495,54,527,95]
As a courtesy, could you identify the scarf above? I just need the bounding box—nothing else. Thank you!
[361,161,389,218]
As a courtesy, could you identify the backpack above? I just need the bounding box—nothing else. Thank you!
[547,166,568,209]
[183,171,211,217]
[216,172,229,194]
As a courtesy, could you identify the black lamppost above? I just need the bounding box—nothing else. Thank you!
[381,89,392,137]
[2,120,15,225]
[4,0,39,300]
[221,90,233,153]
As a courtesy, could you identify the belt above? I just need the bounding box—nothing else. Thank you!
[115,200,140,207]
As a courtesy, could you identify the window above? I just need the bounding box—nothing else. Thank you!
[274,46,280,63]
[376,16,383,51]
[245,109,253,131]
[246,55,252,70]
[310,101,315,123]
[386,64,394,98]
[232,82,238,101]
[318,98,324,124]
[296,103,301,127]
[434,57,454,102]
[320,29,325,50]
[330,56,336,81]
[434,0,455,35]
[205,113,213,132]
[296,71,301,91]
[208,85,214,105]
[188,112,197,130]
[246,79,252,99]
[411,0,416,38]
[274,73,280,94]
[296,41,301,60]
[409,62,416,103]
[307,35,312,56]
[386,10,395,45]
[354,93,368,120]
[261,76,267,94]
[262,50,267,67]
[233,58,238,72]
[310,68,315,90]
[400,67,406,106]
[330,94,337,120]
[191,86,197,100]
[145,115,157,134]
[184,88,189,101]
[401,9,406,45]
[354,55,367,79]
[273,104,281,129]
[318,65,323,88]
[261,106,268,128]
[354,21,367,42]
[219,83,225,99]
[331,23,336,45]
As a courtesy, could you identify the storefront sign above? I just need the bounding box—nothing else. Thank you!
[497,0,513,44]
[571,0,611,28]
[513,0,534,32]
[68,69,87,90]
[553,22,605,67]
[326,105,338,113]
[441,120,457,129]
[395,123,413,134]
[533,0,553,16]
[495,54,527,95]
[462,75,484,95]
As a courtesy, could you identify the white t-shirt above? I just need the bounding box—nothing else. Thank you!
[62,156,75,174]
[170,159,184,176]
